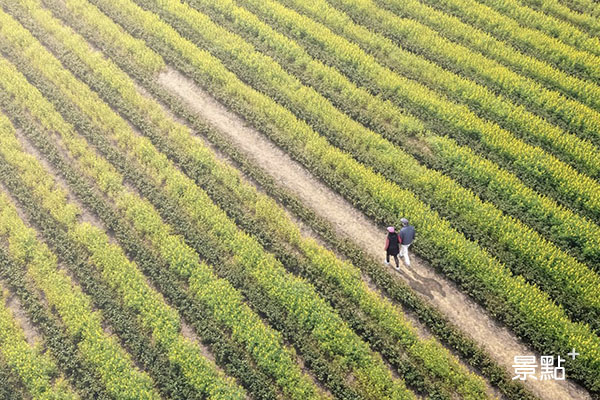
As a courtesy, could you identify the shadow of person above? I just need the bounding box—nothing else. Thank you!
[396,266,445,300]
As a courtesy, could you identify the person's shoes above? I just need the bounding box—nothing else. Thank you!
[384,260,390,265]
[394,265,401,271]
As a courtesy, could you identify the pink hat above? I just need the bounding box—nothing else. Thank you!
[387,226,395,233]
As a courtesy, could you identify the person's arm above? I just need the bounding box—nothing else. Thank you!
[398,235,402,245]
[384,237,389,250]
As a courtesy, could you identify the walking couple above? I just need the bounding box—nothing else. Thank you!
[384,218,415,271]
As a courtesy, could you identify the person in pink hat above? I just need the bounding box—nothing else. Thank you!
[384,226,402,270]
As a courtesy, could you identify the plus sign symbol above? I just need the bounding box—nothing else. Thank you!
[567,348,579,360]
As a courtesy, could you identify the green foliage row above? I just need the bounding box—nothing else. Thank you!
[520,0,600,34]
[415,0,600,82]
[50,2,539,396]
[11,12,328,396]
[0,155,159,399]
[332,0,600,123]
[230,0,600,223]
[144,57,540,400]
[236,0,600,179]
[0,66,283,400]
[0,12,335,400]
[87,0,600,391]
[0,18,252,400]
[423,136,600,270]
[35,1,494,395]
[0,279,78,399]
[187,0,600,271]
[0,3,539,398]
[470,0,600,57]
[3,2,413,398]
[133,0,600,333]
[0,210,110,400]
[0,357,26,400]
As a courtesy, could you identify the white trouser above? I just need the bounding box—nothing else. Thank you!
[399,244,411,266]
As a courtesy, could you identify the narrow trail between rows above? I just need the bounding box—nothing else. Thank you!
[158,67,592,400]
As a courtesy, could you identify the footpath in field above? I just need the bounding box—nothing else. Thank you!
[158,67,592,400]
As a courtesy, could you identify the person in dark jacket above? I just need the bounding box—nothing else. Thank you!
[384,226,402,270]
[399,218,415,267]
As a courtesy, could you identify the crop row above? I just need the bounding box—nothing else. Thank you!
[0,6,536,400]
[242,0,600,179]
[0,19,330,400]
[0,281,78,399]
[469,0,600,57]
[27,0,505,395]
[517,0,600,36]
[422,136,600,269]
[417,0,600,82]
[228,0,600,223]
[24,1,495,396]
[0,72,294,400]
[186,0,600,271]
[0,8,330,399]
[40,3,537,398]
[0,90,254,400]
[0,210,113,399]
[0,4,415,399]
[0,18,319,399]
[0,359,25,400]
[0,121,247,400]
[126,0,600,332]
[372,0,600,114]
[328,0,600,123]
[2,131,246,399]
[148,57,539,400]
[3,104,234,400]
[0,143,160,399]
[84,0,600,391]
[270,0,600,175]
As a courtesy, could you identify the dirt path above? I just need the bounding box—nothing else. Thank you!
[159,67,592,400]
[1,282,41,346]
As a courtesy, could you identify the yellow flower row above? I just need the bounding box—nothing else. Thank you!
[414,0,600,81]
[0,2,410,398]
[0,132,159,399]
[366,0,600,118]
[130,0,600,328]
[84,0,600,391]
[471,0,600,57]
[178,0,600,311]
[0,45,245,400]
[0,283,78,399]
[518,0,600,35]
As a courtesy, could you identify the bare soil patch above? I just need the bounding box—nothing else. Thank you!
[3,285,42,346]
[158,67,591,400]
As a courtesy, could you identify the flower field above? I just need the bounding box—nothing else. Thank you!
[0,0,598,399]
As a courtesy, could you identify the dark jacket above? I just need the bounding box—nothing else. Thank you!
[400,225,415,245]
[385,232,401,254]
